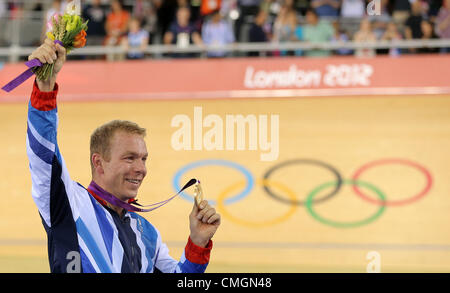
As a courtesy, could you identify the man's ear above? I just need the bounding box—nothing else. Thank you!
[92,153,105,175]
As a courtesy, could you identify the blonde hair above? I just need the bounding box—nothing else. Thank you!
[90,120,146,171]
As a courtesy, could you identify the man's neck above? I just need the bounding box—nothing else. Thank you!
[90,179,125,217]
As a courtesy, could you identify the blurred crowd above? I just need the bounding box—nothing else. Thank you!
[0,0,449,59]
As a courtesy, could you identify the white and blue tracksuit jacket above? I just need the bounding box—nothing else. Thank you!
[26,81,212,273]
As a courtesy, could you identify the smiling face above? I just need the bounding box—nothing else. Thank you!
[100,131,148,201]
[90,121,148,202]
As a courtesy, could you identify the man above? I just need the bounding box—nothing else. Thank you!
[82,0,106,46]
[26,38,221,273]
[404,0,425,41]
[201,10,235,58]
[163,5,203,58]
[302,9,334,57]
[248,9,269,57]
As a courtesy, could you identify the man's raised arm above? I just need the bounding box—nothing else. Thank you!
[26,38,72,229]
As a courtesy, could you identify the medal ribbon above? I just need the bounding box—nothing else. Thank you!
[87,178,197,212]
[2,40,63,93]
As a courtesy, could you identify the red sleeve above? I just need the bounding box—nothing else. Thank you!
[30,80,58,111]
[184,236,213,265]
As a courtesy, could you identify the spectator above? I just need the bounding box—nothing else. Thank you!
[311,0,341,18]
[417,19,440,53]
[392,0,412,28]
[380,21,403,56]
[272,4,297,55]
[272,4,297,43]
[163,6,203,58]
[353,18,377,57]
[132,0,160,43]
[82,0,107,46]
[157,0,199,42]
[105,0,130,46]
[331,20,353,55]
[405,0,426,39]
[301,8,334,57]
[248,9,270,56]
[201,10,235,57]
[435,0,450,52]
[235,0,262,41]
[340,0,365,18]
[404,0,425,53]
[104,0,130,61]
[121,17,149,59]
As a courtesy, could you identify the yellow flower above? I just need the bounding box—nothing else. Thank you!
[46,32,55,41]
[65,15,80,32]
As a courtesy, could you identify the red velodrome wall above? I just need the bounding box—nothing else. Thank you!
[1,54,450,102]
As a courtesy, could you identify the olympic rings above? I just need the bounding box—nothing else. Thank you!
[351,158,433,207]
[216,179,298,228]
[305,180,386,228]
[172,159,254,206]
[262,159,343,206]
[172,157,433,229]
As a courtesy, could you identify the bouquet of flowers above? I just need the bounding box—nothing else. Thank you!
[1,1,88,92]
[34,0,88,81]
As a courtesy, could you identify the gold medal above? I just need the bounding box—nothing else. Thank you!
[194,180,203,207]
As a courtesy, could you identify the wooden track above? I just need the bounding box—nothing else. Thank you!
[1,94,449,272]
